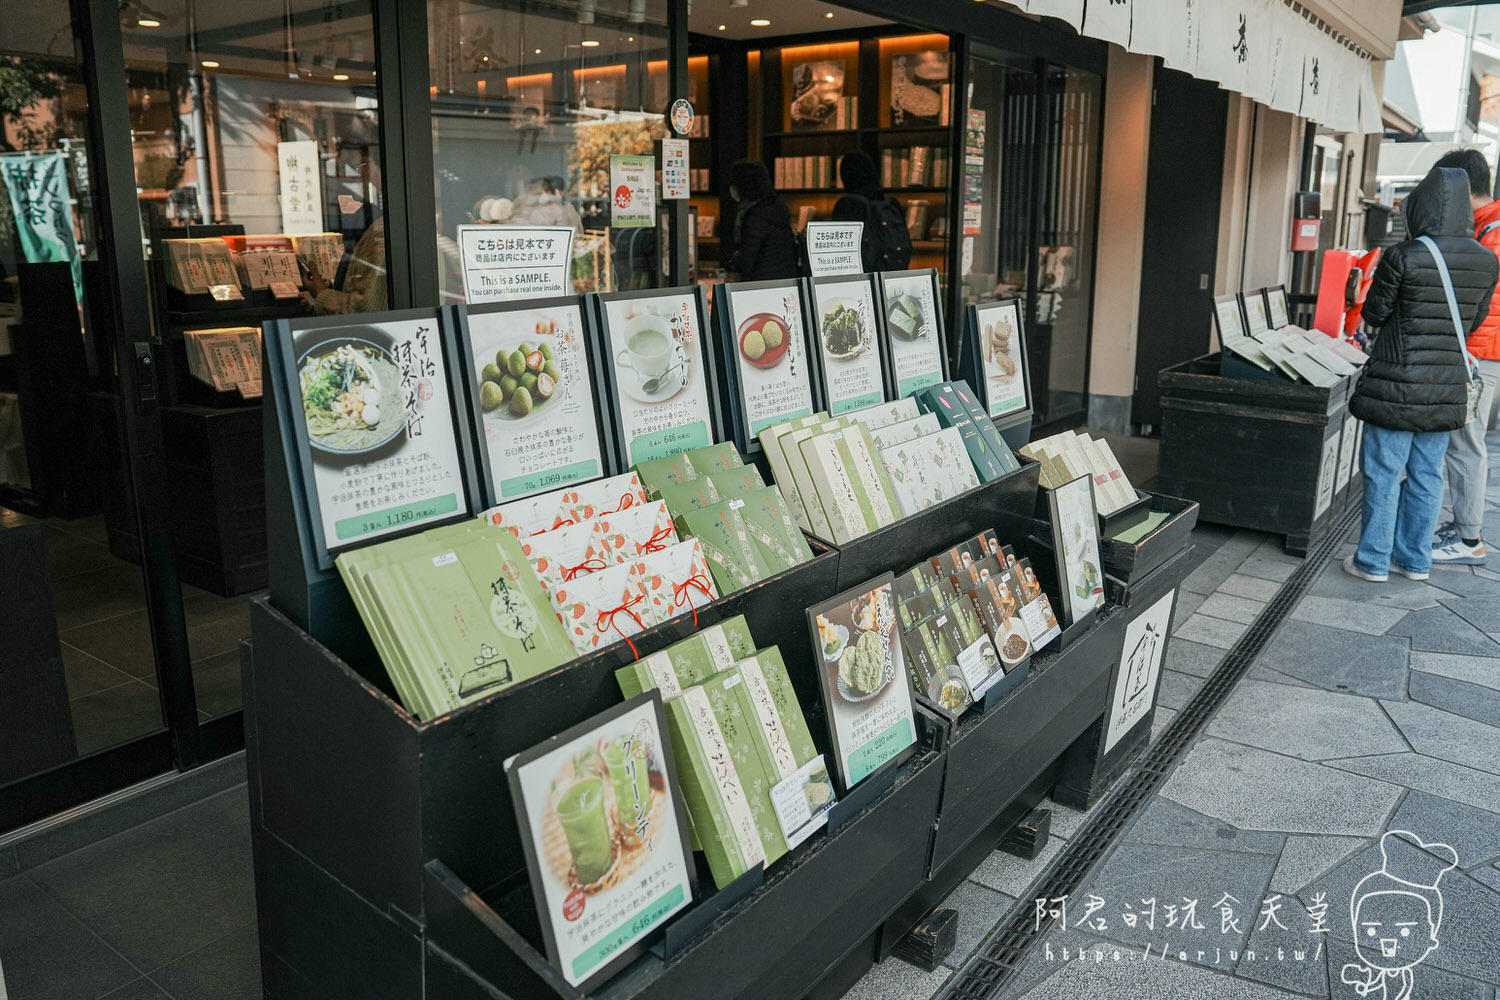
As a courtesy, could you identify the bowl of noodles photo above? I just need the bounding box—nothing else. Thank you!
[296,331,407,456]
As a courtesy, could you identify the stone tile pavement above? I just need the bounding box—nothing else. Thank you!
[845,452,1500,1000]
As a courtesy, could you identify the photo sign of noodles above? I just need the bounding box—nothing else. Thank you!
[293,319,466,550]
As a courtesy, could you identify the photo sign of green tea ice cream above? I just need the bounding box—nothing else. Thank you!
[287,316,469,554]
[600,290,717,465]
[812,276,887,416]
[508,694,694,991]
[880,271,946,398]
[465,300,605,501]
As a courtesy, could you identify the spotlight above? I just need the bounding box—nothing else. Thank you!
[200,59,220,68]
[750,18,770,26]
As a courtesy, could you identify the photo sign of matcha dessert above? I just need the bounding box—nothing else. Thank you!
[267,309,474,565]
[806,574,918,791]
[879,270,947,398]
[1047,474,1105,626]
[507,693,695,992]
[596,287,720,467]
[717,279,818,454]
[456,296,611,503]
[810,274,889,416]
[968,300,1030,419]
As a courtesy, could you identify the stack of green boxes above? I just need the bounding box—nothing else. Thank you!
[336,522,576,721]
[633,443,814,595]
[911,381,1022,483]
[615,616,830,889]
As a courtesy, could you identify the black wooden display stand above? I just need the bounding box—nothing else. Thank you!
[1157,354,1355,555]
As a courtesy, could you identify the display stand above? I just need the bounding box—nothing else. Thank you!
[1157,353,1353,555]
[1097,493,1200,586]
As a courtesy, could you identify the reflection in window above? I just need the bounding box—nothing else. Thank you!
[429,0,669,299]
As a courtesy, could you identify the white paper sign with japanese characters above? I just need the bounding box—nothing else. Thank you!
[277,140,323,236]
[805,223,864,277]
[1105,590,1174,755]
[457,225,575,303]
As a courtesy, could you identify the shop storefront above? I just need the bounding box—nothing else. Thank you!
[0,0,1111,831]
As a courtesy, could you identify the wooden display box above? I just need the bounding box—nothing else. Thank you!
[1098,493,1200,587]
[1157,354,1352,555]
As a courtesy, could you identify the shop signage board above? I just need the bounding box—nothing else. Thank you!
[1081,0,1132,47]
[610,154,656,229]
[808,274,889,416]
[962,300,1032,421]
[453,295,614,504]
[456,225,575,303]
[878,269,948,399]
[804,223,864,277]
[594,286,721,467]
[806,575,918,792]
[715,279,819,453]
[1104,589,1174,755]
[265,309,476,568]
[507,693,696,991]
[661,139,690,201]
[276,140,323,236]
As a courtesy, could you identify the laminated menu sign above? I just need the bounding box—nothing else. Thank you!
[804,222,864,277]
[1046,476,1104,626]
[462,298,605,501]
[971,300,1029,418]
[507,694,695,991]
[880,271,946,398]
[456,225,575,303]
[609,154,656,229]
[721,281,816,446]
[807,576,918,790]
[812,276,887,415]
[599,289,718,466]
[280,315,469,556]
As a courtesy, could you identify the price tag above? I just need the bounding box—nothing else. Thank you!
[768,755,837,849]
[1021,598,1061,648]
[236,379,263,400]
[956,637,997,692]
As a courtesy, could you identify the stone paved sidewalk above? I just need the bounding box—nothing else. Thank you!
[844,437,1500,1000]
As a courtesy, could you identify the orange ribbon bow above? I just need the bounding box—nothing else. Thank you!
[595,592,647,658]
[642,523,676,554]
[562,557,608,582]
[671,572,715,628]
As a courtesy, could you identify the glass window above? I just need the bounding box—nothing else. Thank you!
[120,0,388,719]
[428,0,671,299]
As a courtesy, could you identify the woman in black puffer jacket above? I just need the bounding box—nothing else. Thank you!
[726,161,800,282]
[1346,166,1499,583]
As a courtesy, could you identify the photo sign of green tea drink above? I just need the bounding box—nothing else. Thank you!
[508,694,694,991]
[599,289,718,466]
[879,270,947,398]
[720,280,817,452]
[463,298,607,502]
[806,575,919,791]
[281,315,469,555]
[811,275,888,416]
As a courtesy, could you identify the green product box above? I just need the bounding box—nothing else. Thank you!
[758,414,827,532]
[735,486,814,574]
[616,626,739,700]
[685,442,745,476]
[666,690,767,888]
[717,615,758,660]
[634,452,700,498]
[949,381,1021,474]
[656,477,722,516]
[708,464,766,499]
[736,647,818,767]
[893,562,940,603]
[678,503,771,594]
[913,383,1003,481]
[833,427,901,530]
[701,671,789,867]
[902,621,971,717]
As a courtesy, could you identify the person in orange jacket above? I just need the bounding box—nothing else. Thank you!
[1432,149,1500,564]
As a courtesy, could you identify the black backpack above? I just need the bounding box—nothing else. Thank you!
[850,194,912,272]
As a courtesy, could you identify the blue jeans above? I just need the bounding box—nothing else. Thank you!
[1355,425,1449,576]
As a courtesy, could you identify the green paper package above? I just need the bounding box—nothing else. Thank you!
[949,381,1021,475]
[707,464,766,499]
[736,486,814,574]
[656,477,722,515]
[902,619,972,717]
[758,414,828,531]
[684,442,745,476]
[702,671,789,866]
[615,617,758,699]
[833,426,902,531]
[666,689,769,888]
[845,398,920,430]
[778,418,851,539]
[678,503,772,593]
[735,648,819,767]
[893,562,942,603]
[635,452,700,498]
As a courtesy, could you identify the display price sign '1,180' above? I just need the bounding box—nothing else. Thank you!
[457,225,575,303]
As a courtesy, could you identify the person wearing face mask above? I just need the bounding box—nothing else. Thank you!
[725,160,799,282]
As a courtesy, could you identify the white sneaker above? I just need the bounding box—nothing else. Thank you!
[1432,536,1487,566]
[1433,520,1459,546]
[1342,555,1387,583]
[1390,564,1430,581]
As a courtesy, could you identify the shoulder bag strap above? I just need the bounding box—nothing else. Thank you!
[1480,220,1500,240]
[1417,234,1479,377]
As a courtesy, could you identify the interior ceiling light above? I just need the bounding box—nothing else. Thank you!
[535,47,542,54]
[333,73,349,80]
[750,18,770,26]
[200,59,220,68]
[717,23,726,30]
[825,10,834,16]
[138,16,161,27]
[581,39,601,47]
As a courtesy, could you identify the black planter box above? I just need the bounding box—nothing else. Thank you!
[420,746,946,1000]
[1157,354,1352,555]
[1098,493,1200,584]
[812,460,1042,591]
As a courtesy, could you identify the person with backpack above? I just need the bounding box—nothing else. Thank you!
[1430,148,1500,564]
[1345,166,1498,583]
[726,161,800,282]
[831,150,912,273]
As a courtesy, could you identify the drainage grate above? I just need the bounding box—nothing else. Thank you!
[939,509,1360,999]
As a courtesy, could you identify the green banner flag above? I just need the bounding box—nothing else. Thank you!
[1,151,83,301]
